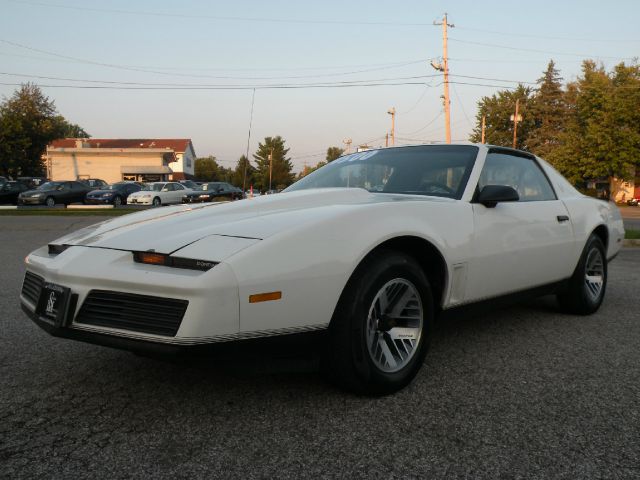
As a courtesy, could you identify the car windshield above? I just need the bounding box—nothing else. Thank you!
[140,183,165,191]
[37,182,63,190]
[284,145,479,199]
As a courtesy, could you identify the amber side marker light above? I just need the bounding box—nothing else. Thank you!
[249,291,282,303]
[133,251,217,271]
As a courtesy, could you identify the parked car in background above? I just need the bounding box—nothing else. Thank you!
[627,196,639,206]
[21,144,624,395]
[127,182,191,206]
[178,180,199,189]
[79,178,108,189]
[182,182,244,203]
[85,182,142,206]
[18,181,92,206]
[0,181,29,204]
[17,177,47,189]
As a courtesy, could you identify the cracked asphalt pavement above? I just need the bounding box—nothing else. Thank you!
[1,216,639,479]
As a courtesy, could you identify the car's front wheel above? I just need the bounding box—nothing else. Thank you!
[113,196,123,207]
[45,196,55,207]
[324,251,432,395]
[557,234,607,315]
[152,197,161,207]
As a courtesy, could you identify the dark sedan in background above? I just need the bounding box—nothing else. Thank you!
[182,182,244,203]
[18,181,92,206]
[0,181,29,204]
[85,182,142,206]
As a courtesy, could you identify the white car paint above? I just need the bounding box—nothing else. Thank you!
[21,144,624,349]
[127,182,191,206]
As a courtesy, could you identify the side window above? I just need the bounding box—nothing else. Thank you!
[174,184,185,190]
[478,152,556,202]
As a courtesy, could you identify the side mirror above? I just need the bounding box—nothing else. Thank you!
[477,185,519,208]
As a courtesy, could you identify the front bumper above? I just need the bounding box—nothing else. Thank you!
[128,197,153,205]
[85,197,113,204]
[21,245,241,347]
[19,197,46,205]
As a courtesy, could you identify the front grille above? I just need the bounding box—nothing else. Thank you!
[21,271,44,306]
[75,290,188,337]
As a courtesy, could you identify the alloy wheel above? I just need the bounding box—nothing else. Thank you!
[365,278,423,373]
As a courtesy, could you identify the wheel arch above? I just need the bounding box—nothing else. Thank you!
[591,224,609,250]
[339,235,448,314]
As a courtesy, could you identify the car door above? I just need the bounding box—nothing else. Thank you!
[56,182,72,203]
[70,182,87,203]
[172,183,186,203]
[465,150,576,302]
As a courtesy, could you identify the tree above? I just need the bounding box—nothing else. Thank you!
[195,156,219,181]
[525,60,568,159]
[233,155,255,190]
[253,136,294,190]
[58,119,90,139]
[326,146,344,162]
[0,83,87,178]
[470,84,535,150]
[550,60,640,191]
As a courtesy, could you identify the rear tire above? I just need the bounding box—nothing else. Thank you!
[557,234,607,315]
[323,250,432,395]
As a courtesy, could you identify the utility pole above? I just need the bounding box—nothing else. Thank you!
[387,107,396,146]
[510,99,522,149]
[481,115,486,144]
[433,14,454,143]
[385,133,389,147]
[268,147,273,191]
[343,138,352,154]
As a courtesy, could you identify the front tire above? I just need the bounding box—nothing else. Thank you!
[152,197,161,207]
[45,196,55,207]
[557,234,607,315]
[324,251,432,395]
[113,195,123,207]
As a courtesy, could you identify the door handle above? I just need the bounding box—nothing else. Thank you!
[557,215,570,223]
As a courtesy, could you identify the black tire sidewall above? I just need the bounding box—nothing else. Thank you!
[577,235,608,311]
[114,196,122,206]
[153,197,161,207]
[45,196,55,207]
[333,251,433,394]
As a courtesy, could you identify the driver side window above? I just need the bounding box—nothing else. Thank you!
[478,152,556,202]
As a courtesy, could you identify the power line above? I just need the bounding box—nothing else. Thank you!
[0,80,437,90]
[397,110,443,136]
[0,71,441,88]
[448,37,636,60]
[0,38,431,80]
[454,25,640,44]
[4,0,435,27]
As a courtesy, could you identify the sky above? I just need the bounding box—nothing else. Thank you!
[0,0,638,172]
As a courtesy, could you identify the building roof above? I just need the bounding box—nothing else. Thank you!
[49,138,193,153]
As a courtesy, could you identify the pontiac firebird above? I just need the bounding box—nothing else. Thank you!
[20,144,624,394]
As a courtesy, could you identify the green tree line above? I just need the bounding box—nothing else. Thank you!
[470,59,640,191]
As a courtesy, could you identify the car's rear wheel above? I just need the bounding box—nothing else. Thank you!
[152,197,161,207]
[45,196,55,207]
[113,196,122,207]
[557,234,607,315]
[324,250,432,395]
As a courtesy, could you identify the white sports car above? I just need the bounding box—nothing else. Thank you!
[20,144,624,394]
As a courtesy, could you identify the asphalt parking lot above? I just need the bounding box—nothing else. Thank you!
[1,216,639,479]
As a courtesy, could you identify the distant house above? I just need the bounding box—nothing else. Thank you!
[45,138,196,183]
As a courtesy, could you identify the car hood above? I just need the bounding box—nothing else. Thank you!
[21,188,52,195]
[87,189,116,195]
[50,188,452,254]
